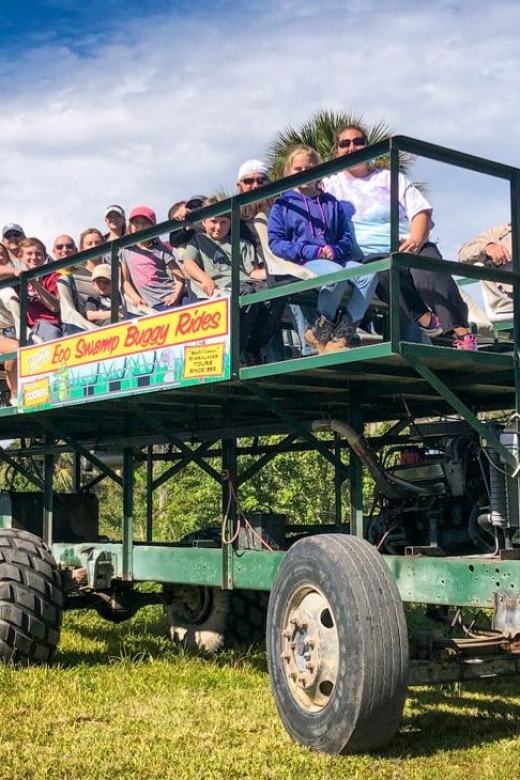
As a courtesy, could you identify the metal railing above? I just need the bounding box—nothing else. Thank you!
[1,135,518,377]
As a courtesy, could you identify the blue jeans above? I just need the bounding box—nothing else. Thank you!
[30,320,63,343]
[63,323,85,336]
[303,259,378,323]
[289,303,317,356]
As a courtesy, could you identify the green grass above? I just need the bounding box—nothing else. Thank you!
[1,607,520,779]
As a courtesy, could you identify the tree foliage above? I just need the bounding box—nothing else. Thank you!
[266,107,414,179]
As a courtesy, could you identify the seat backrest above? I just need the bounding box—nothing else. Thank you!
[0,287,19,339]
[253,212,318,287]
[57,270,95,330]
[456,285,494,340]
[73,270,94,308]
[0,291,45,343]
[479,282,514,324]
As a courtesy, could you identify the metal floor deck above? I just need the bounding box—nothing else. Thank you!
[0,341,515,448]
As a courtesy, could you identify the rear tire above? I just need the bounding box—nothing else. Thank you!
[165,527,269,651]
[164,586,268,652]
[227,589,268,645]
[0,528,63,665]
[165,585,229,652]
[266,534,408,754]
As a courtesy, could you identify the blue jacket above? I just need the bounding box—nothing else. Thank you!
[268,189,353,265]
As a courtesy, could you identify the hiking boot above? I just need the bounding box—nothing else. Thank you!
[325,312,358,352]
[240,350,263,366]
[304,315,335,353]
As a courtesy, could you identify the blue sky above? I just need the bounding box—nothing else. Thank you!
[0,1,179,47]
[0,0,518,306]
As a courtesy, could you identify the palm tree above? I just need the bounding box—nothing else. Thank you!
[266,108,414,179]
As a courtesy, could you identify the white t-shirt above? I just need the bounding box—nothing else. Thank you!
[322,168,433,256]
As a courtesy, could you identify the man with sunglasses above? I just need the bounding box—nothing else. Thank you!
[234,159,275,256]
[52,235,77,262]
[322,124,476,350]
[1,223,25,260]
[237,160,270,194]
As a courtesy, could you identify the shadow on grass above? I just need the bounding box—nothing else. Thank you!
[385,680,520,757]
[57,608,520,755]
[55,606,268,673]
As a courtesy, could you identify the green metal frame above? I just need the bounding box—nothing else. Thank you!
[0,135,519,617]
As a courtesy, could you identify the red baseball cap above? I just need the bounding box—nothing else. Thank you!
[128,206,156,226]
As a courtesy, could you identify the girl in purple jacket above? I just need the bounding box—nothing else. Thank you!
[268,145,378,352]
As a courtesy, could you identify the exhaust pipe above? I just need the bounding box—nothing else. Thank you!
[313,419,443,499]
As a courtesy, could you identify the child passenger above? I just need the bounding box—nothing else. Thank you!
[18,238,62,342]
[182,198,283,365]
[120,206,185,311]
[267,145,378,352]
[85,264,124,326]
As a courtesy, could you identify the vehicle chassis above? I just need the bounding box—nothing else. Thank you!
[0,136,519,754]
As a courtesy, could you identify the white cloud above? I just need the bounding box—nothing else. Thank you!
[0,0,517,267]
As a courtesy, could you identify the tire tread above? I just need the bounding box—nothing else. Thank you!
[0,529,62,665]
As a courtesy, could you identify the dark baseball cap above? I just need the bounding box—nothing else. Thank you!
[185,195,207,210]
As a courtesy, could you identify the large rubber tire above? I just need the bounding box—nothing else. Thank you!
[266,534,409,755]
[0,528,63,665]
[227,589,269,645]
[165,528,268,651]
[165,585,230,652]
[164,586,268,652]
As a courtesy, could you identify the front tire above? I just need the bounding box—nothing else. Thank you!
[266,534,408,754]
[0,528,63,665]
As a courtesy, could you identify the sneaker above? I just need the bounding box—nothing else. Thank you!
[418,312,443,338]
[304,315,335,353]
[453,333,478,351]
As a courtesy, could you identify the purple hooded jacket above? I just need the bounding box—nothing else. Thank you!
[267,189,353,265]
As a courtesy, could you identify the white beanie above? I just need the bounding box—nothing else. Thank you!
[237,159,270,182]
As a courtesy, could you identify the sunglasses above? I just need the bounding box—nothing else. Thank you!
[242,176,268,186]
[4,232,22,239]
[55,243,75,250]
[337,137,367,149]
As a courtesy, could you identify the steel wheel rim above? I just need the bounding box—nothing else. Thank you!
[280,585,339,712]
[176,586,213,623]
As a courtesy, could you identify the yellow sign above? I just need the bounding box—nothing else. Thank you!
[22,377,50,408]
[183,343,226,379]
[20,298,229,378]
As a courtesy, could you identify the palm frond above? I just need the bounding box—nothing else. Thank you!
[265,108,414,179]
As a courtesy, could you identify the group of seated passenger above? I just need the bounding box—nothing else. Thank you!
[0,123,515,405]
